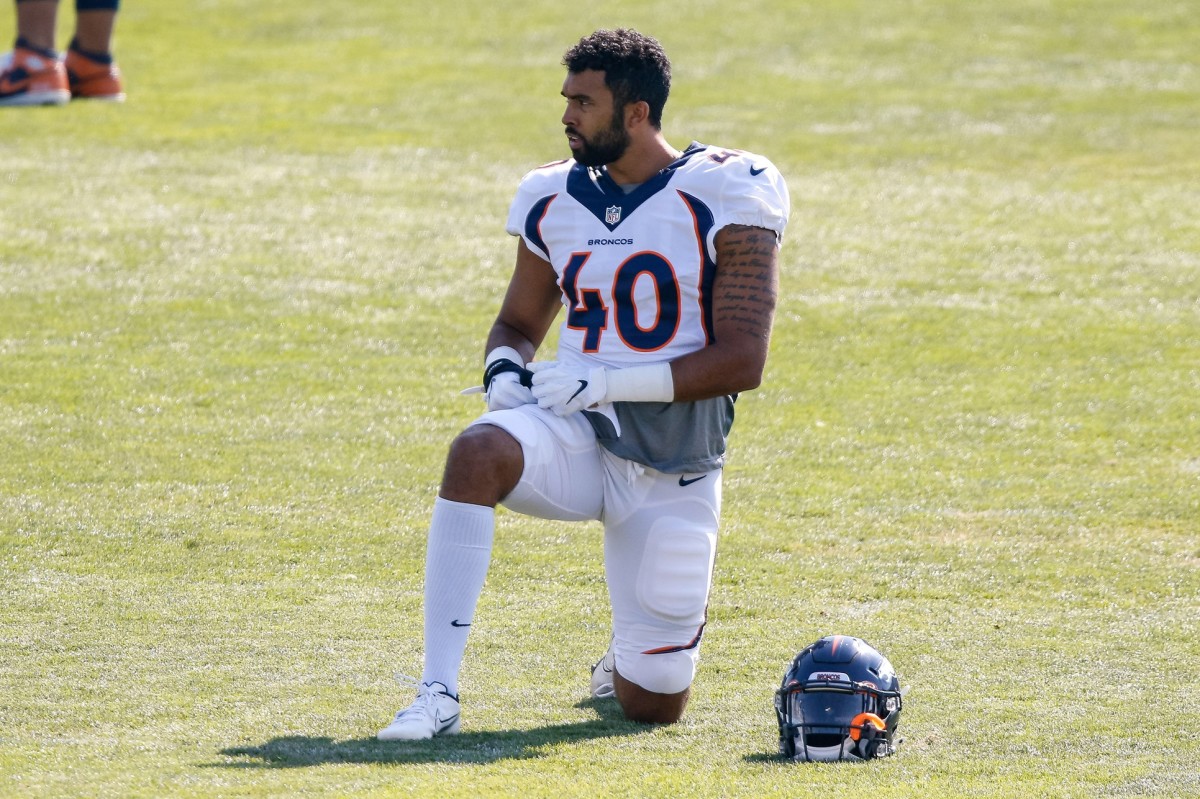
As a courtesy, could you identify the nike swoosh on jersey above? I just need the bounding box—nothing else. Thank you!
[749,165,768,176]
[678,474,707,487]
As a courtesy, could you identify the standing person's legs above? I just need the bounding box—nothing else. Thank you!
[14,0,56,51]
[72,0,117,55]
[2,0,68,106]
[64,0,122,100]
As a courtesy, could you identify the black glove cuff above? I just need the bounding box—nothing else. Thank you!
[483,358,534,390]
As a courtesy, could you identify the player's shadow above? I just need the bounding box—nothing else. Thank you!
[211,699,647,768]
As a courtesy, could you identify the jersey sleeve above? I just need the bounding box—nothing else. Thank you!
[505,163,565,261]
[711,154,791,244]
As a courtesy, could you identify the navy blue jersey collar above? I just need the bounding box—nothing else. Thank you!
[566,143,708,231]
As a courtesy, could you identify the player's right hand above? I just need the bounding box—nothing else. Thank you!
[485,369,536,411]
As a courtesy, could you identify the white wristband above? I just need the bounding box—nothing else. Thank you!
[604,362,674,403]
[485,346,525,368]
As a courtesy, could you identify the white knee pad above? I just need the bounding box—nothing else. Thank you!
[635,514,716,625]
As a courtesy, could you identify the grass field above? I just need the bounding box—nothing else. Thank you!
[2,1,1197,796]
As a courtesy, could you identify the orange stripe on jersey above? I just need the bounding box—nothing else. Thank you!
[675,190,717,345]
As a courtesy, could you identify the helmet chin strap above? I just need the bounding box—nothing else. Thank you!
[793,735,863,762]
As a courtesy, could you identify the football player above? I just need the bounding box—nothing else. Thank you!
[379,27,790,740]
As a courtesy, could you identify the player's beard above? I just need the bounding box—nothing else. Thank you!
[569,111,631,167]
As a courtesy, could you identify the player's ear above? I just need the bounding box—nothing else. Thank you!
[625,99,651,129]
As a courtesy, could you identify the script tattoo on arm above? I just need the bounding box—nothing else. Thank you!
[712,224,780,346]
[660,223,782,401]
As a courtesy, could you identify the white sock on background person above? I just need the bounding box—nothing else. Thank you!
[419,497,495,695]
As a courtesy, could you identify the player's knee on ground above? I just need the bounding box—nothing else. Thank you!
[617,648,697,696]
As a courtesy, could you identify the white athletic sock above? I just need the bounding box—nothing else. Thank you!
[420,497,495,696]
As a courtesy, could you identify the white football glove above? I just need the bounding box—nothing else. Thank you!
[482,348,535,412]
[528,361,608,416]
[486,370,535,411]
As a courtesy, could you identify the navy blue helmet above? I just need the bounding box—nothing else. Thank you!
[775,635,903,761]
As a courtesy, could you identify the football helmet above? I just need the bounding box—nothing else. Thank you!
[774,635,903,762]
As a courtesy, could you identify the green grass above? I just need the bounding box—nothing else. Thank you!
[2,0,1198,796]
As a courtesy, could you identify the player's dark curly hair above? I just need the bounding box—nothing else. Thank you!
[563,28,671,129]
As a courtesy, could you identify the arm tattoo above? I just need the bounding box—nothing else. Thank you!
[712,224,780,342]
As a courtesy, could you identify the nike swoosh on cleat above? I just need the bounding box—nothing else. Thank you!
[450,619,471,627]
[678,475,707,487]
[0,75,32,97]
[568,380,589,401]
[435,712,460,731]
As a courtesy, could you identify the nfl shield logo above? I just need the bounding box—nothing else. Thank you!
[605,205,622,225]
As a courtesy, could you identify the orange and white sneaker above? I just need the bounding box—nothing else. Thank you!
[0,46,70,107]
[65,46,124,102]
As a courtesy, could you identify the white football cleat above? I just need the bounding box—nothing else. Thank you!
[590,641,616,699]
[377,680,461,741]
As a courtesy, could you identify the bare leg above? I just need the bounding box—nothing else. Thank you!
[72,8,116,55]
[438,423,524,505]
[15,0,58,50]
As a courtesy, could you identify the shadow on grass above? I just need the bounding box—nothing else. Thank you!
[742,752,785,764]
[209,699,649,768]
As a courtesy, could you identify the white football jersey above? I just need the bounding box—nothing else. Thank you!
[507,141,790,373]
[505,142,790,472]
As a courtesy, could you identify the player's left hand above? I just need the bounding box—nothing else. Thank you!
[528,361,608,416]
